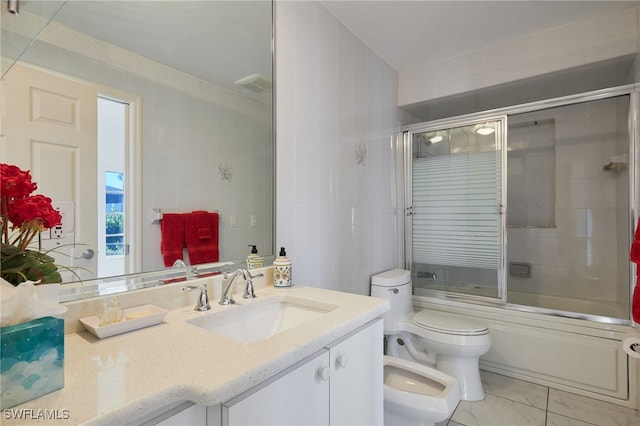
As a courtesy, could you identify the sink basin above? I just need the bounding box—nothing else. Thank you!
[187,297,337,343]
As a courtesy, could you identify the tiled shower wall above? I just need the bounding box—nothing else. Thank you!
[507,98,630,304]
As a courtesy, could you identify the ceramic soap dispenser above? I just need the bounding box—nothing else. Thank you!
[273,247,292,287]
[246,244,264,270]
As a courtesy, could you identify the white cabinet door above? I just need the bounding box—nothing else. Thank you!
[329,319,383,426]
[223,349,330,426]
[139,402,206,426]
[221,319,384,426]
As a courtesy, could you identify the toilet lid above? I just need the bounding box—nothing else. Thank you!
[412,311,489,336]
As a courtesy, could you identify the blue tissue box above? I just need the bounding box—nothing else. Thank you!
[0,316,64,409]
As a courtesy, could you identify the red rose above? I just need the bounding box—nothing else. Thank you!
[1,164,37,199]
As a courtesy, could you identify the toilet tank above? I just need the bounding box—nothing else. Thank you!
[371,269,413,332]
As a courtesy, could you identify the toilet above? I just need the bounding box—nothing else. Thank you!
[372,268,491,401]
[383,355,460,426]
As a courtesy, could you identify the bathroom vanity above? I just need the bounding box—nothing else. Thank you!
[148,319,382,426]
[3,281,388,426]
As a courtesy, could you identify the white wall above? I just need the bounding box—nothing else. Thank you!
[275,1,406,294]
[142,83,273,270]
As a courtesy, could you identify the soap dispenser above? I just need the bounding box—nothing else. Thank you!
[273,247,292,288]
[246,244,264,270]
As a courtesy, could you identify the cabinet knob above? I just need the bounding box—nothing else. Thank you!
[336,354,349,368]
[317,366,330,381]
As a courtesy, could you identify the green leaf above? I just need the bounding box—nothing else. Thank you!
[1,244,62,286]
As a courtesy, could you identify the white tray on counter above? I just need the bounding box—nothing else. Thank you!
[80,304,168,339]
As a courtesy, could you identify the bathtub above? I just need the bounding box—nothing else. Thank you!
[414,278,629,321]
[506,290,629,321]
[412,294,639,409]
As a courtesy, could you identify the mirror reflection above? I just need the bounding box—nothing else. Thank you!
[1,1,274,289]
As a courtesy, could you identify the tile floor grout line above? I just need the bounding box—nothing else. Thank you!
[544,386,549,426]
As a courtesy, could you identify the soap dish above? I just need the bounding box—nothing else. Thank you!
[80,304,168,339]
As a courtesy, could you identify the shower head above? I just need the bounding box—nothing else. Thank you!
[603,153,628,173]
[603,162,625,173]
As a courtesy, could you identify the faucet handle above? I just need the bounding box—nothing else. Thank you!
[183,284,211,311]
[247,270,264,280]
[242,270,263,299]
[243,279,257,299]
[188,266,198,280]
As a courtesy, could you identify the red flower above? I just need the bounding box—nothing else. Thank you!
[1,164,37,199]
[1,164,63,284]
[7,195,62,231]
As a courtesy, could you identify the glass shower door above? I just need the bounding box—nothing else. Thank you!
[505,95,631,320]
[406,118,506,301]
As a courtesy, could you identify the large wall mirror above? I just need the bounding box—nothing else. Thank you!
[1,1,274,296]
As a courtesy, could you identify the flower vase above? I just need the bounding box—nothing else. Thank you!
[0,316,64,409]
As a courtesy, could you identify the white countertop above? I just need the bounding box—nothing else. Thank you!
[4,285,389,425]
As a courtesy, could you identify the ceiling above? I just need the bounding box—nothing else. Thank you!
[322,1,639,73]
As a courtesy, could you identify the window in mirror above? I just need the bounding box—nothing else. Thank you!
[97,97,127,278]
[105,171,125,256]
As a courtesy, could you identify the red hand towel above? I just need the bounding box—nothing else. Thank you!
[632,241,640,264]
[632,222,640,263]
[185,211,219,265]
[633,279,640,323]
[632,221,640,322]
[195,210,212,239]
[160,213,185,267]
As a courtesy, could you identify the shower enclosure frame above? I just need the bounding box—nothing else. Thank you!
[399,84,639,326]
[402,114,509,305]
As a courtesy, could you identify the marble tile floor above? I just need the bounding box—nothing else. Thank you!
[438,370,640,426]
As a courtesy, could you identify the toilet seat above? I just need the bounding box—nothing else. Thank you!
[383,356,460,423]
[413,311,489,336]
[384,356,456,396]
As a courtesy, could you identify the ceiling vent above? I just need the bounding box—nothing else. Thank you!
[234,73,272,93]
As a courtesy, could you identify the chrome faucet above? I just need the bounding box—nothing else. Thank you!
[219,269,264,305]
[183,284,211,311]
[172,259,198,280]
[219,269,244,305]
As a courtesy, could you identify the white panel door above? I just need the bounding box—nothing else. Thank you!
[1,63,98,280]
[329,319,384,426]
